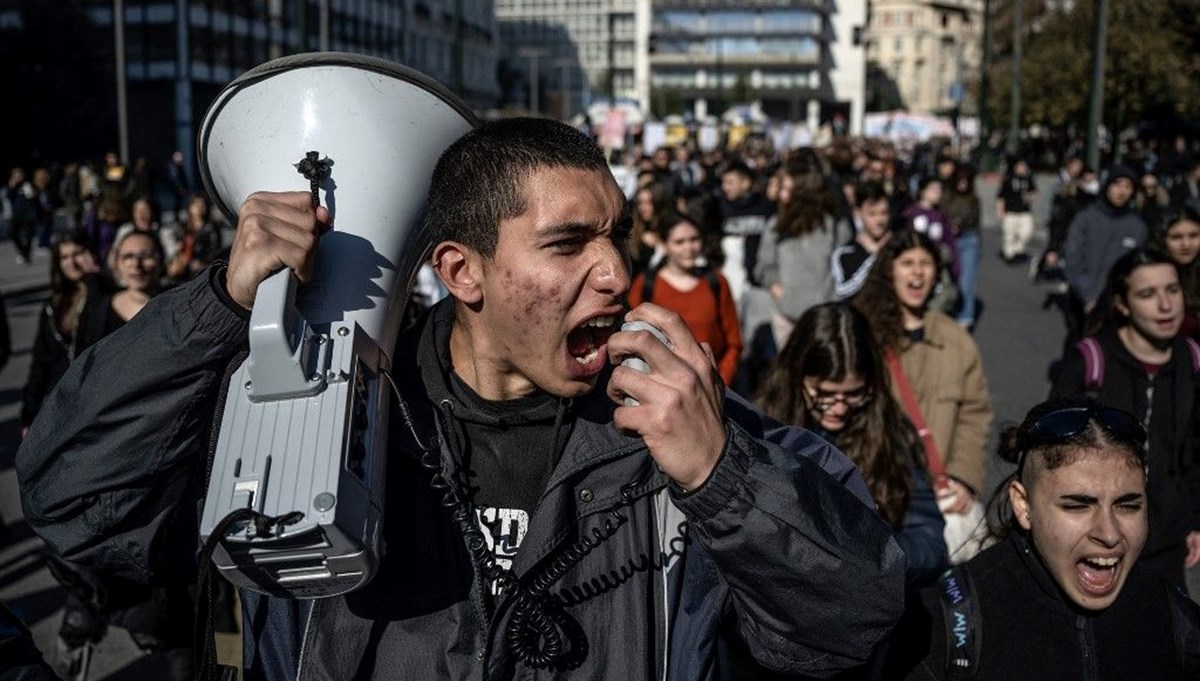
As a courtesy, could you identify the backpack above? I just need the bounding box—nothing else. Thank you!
[641,267,724,330]
[1075,336,1200,390]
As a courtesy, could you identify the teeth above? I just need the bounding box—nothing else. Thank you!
[584,315,616,328]
[574,347,599,364]
[1087,556,1119,568]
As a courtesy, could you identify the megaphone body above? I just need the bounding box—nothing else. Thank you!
[197,53,476,598]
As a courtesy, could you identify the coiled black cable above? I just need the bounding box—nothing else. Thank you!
[385,369,653,669]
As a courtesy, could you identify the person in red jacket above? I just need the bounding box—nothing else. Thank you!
[629,210,742,385]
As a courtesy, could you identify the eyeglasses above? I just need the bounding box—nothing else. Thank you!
[803,385,873,412]
[118,251,159,264]
[1017,406,1146,474]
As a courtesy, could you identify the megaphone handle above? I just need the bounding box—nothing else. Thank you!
[247,269,323,400]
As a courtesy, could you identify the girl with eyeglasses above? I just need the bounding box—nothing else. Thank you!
[80,229,165,339]
[1051,247,1200,588]
[894,397,1200,680]
[853,229,994,549]
[757,302,947,588]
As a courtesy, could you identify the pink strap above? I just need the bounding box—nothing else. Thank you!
[1186,337,1200,374]
[1076,337,1104,389]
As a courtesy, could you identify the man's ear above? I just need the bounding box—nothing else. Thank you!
[431,241,483,305]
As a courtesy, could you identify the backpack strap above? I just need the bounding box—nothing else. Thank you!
[642,267,657,304]
[1167,582,1200,677]
[1075,337,1105,390]
[1185,337,1200,375]
[705,270,723,331]
[643,268,725,333]
[939,565,981,680]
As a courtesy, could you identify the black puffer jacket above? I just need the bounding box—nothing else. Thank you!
[18,266,906,681]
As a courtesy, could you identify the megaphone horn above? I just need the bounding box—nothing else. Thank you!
[197,53,477,598]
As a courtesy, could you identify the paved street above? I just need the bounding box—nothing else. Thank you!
[0,175,1067,678]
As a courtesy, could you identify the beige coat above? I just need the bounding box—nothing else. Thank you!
[890,311,994,493]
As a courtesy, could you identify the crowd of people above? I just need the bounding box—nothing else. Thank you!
[5,119,1200,680]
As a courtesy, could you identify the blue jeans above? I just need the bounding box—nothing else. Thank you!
[955,230,981,327]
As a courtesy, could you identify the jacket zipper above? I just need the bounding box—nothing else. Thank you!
[295,600,317,679]
[1143,373,1155,433]
[204,350,248,493]
[1076,614,1098,680]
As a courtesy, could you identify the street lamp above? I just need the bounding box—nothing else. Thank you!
[1007,0,1023,156]
[114,0,129,164]
[1085,0,1109,170]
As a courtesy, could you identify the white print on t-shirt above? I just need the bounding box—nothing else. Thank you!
[474,506,530,593]
[910,213,944,241]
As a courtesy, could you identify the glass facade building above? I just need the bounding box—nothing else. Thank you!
[649,0,828,120]
[495,0,645,116]
[0,0,497,170]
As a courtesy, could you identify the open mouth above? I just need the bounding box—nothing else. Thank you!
[566,314,620,376]
[1076,554,1122,597]
[902,280,928,299]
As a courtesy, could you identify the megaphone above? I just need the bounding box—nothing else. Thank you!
[196,53,477,598]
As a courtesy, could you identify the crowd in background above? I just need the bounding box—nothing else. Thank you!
[5,125,1200,678]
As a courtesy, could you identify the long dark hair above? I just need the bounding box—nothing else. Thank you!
[852,229,941,351]
[48,229,97,339]
[773,168,834,240]
[756,303,915,527]
[1153,207,1200,317]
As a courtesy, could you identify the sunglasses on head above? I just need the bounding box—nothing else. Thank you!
[1017,406,1146,474]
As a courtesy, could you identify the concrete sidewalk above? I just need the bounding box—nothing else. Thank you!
[0,238,53,299]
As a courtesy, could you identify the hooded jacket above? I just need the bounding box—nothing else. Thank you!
[17,266,906,681]
[1050,328,1200,559]
[1064,167,1148,305]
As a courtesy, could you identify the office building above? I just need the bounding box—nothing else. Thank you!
[0,0,497,172]
[863,0,983,115]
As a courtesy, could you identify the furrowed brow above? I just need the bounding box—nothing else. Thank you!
[1060,494,1098,504]
[537,221,598,241]
[1114,493,1145,504]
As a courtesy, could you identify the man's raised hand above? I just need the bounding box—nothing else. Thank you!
[225,191,331,310]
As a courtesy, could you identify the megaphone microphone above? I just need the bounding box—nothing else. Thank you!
[196,53,476,599]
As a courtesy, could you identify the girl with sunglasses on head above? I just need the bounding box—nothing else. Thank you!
[853,229,994,555]
[757,302,947,588]
[1051,247,1200,588]
[895,397,1200,680]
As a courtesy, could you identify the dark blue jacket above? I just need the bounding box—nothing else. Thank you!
[18,267,906,680]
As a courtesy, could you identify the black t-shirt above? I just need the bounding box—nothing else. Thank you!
[999,174,1036,213]
[418,300,575,581]
[448,371,570,513]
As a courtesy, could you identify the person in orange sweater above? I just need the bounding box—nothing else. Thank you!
[629,211,743,384]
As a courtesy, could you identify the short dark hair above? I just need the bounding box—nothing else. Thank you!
[854,181,890,207]
[721,160,754,181]
[425,118,610,258]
